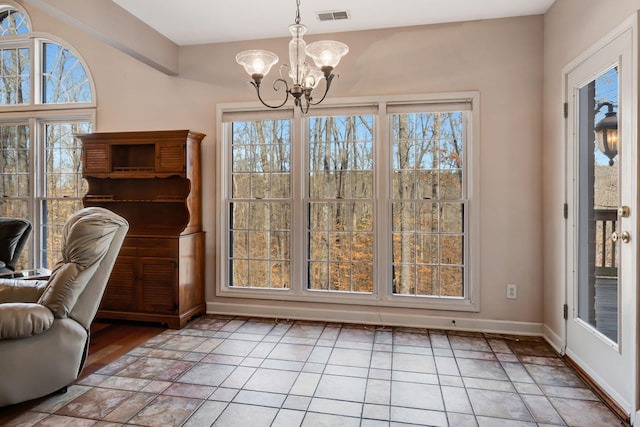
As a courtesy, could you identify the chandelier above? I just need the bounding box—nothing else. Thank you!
[235,0,349,114]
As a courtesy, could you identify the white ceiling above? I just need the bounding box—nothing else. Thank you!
[112,0,556,46]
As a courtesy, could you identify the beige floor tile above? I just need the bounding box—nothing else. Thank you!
[3,315,626,427]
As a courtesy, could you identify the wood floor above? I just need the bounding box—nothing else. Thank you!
[0,320,166,423]
[80,320,167,379]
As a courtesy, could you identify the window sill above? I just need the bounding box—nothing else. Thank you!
[216,286,480,313]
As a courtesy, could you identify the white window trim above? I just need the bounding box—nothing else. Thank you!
[216,92,480,312]
[31,32,98,108]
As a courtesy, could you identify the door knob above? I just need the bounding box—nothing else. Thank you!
[618,206,631,218]
[611,231,631,243]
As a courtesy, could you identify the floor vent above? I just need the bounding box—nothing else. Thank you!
[317,10,350,21]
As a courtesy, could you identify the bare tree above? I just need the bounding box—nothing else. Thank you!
[393,112,464,297]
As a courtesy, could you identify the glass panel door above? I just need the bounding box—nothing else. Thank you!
[577,67,619,343]
[565,25,637,415]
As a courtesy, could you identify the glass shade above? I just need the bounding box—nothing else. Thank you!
[306,40,349,69]
[304,67,324,89]
[236,50,279,77]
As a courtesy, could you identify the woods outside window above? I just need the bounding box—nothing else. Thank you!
[220,93,479,311]
[0,3,95,270]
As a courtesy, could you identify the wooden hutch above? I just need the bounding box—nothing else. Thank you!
[79,130,205,329]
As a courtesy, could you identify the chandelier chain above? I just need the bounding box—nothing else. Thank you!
[295,0,301,24]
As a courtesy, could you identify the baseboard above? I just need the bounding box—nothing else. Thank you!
[542,323,564,355]
[564,354,630,424]
[206,300,544,336]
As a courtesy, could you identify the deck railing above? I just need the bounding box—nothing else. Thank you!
[594,208,617,277]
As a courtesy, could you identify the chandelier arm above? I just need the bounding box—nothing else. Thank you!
[308,74,336,106]
[251,79,291,109]
[299,95,311,115]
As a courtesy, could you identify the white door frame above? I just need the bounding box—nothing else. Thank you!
[563,13,638,421]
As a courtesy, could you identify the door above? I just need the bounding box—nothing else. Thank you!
[565,25,637,415]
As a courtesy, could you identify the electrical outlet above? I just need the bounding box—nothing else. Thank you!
[507,283,517,299]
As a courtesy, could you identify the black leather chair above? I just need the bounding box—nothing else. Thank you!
[0,218,32,274]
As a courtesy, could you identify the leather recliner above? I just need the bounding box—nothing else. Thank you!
[0,207,128,407]
[0,218,32,274]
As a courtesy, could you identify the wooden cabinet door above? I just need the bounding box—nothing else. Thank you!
[100,256,138,311]
[140,257,178,313]
[156,143,185,173]
[83,143,110,174]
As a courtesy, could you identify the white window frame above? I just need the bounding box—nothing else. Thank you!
[217,92,480,312]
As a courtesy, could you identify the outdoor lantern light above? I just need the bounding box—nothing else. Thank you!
[235,0,348,114]
[594,102,618,166]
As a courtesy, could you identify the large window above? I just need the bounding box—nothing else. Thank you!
[229,119,292,289]
[0,4,94,270]
[221,94,478,311]
[391,110,465,297]
[308,114,375,293]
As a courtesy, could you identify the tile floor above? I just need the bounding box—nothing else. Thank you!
[2,315,628,426]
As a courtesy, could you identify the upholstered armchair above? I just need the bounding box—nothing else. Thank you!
[0,207,128,407]
[0,217,32,274]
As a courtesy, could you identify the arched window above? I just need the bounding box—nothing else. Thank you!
[0,3,95,270]
[0,8,30,104]
[42,42,92,104]
[0,8,29,35]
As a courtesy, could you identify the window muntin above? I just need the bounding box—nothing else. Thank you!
[308,114,375,293]
[221,95,476,310]
[391,112,466,297]
[229,119,292,289]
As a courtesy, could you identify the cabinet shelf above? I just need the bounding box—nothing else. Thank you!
[85,195,186,203]
[87,172,186,179]
[113,166,155,173]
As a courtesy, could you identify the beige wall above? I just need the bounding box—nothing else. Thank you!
[542,0,640,346]
[24,2,545,327]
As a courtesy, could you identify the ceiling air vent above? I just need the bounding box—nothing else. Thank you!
[317,10,350,22]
